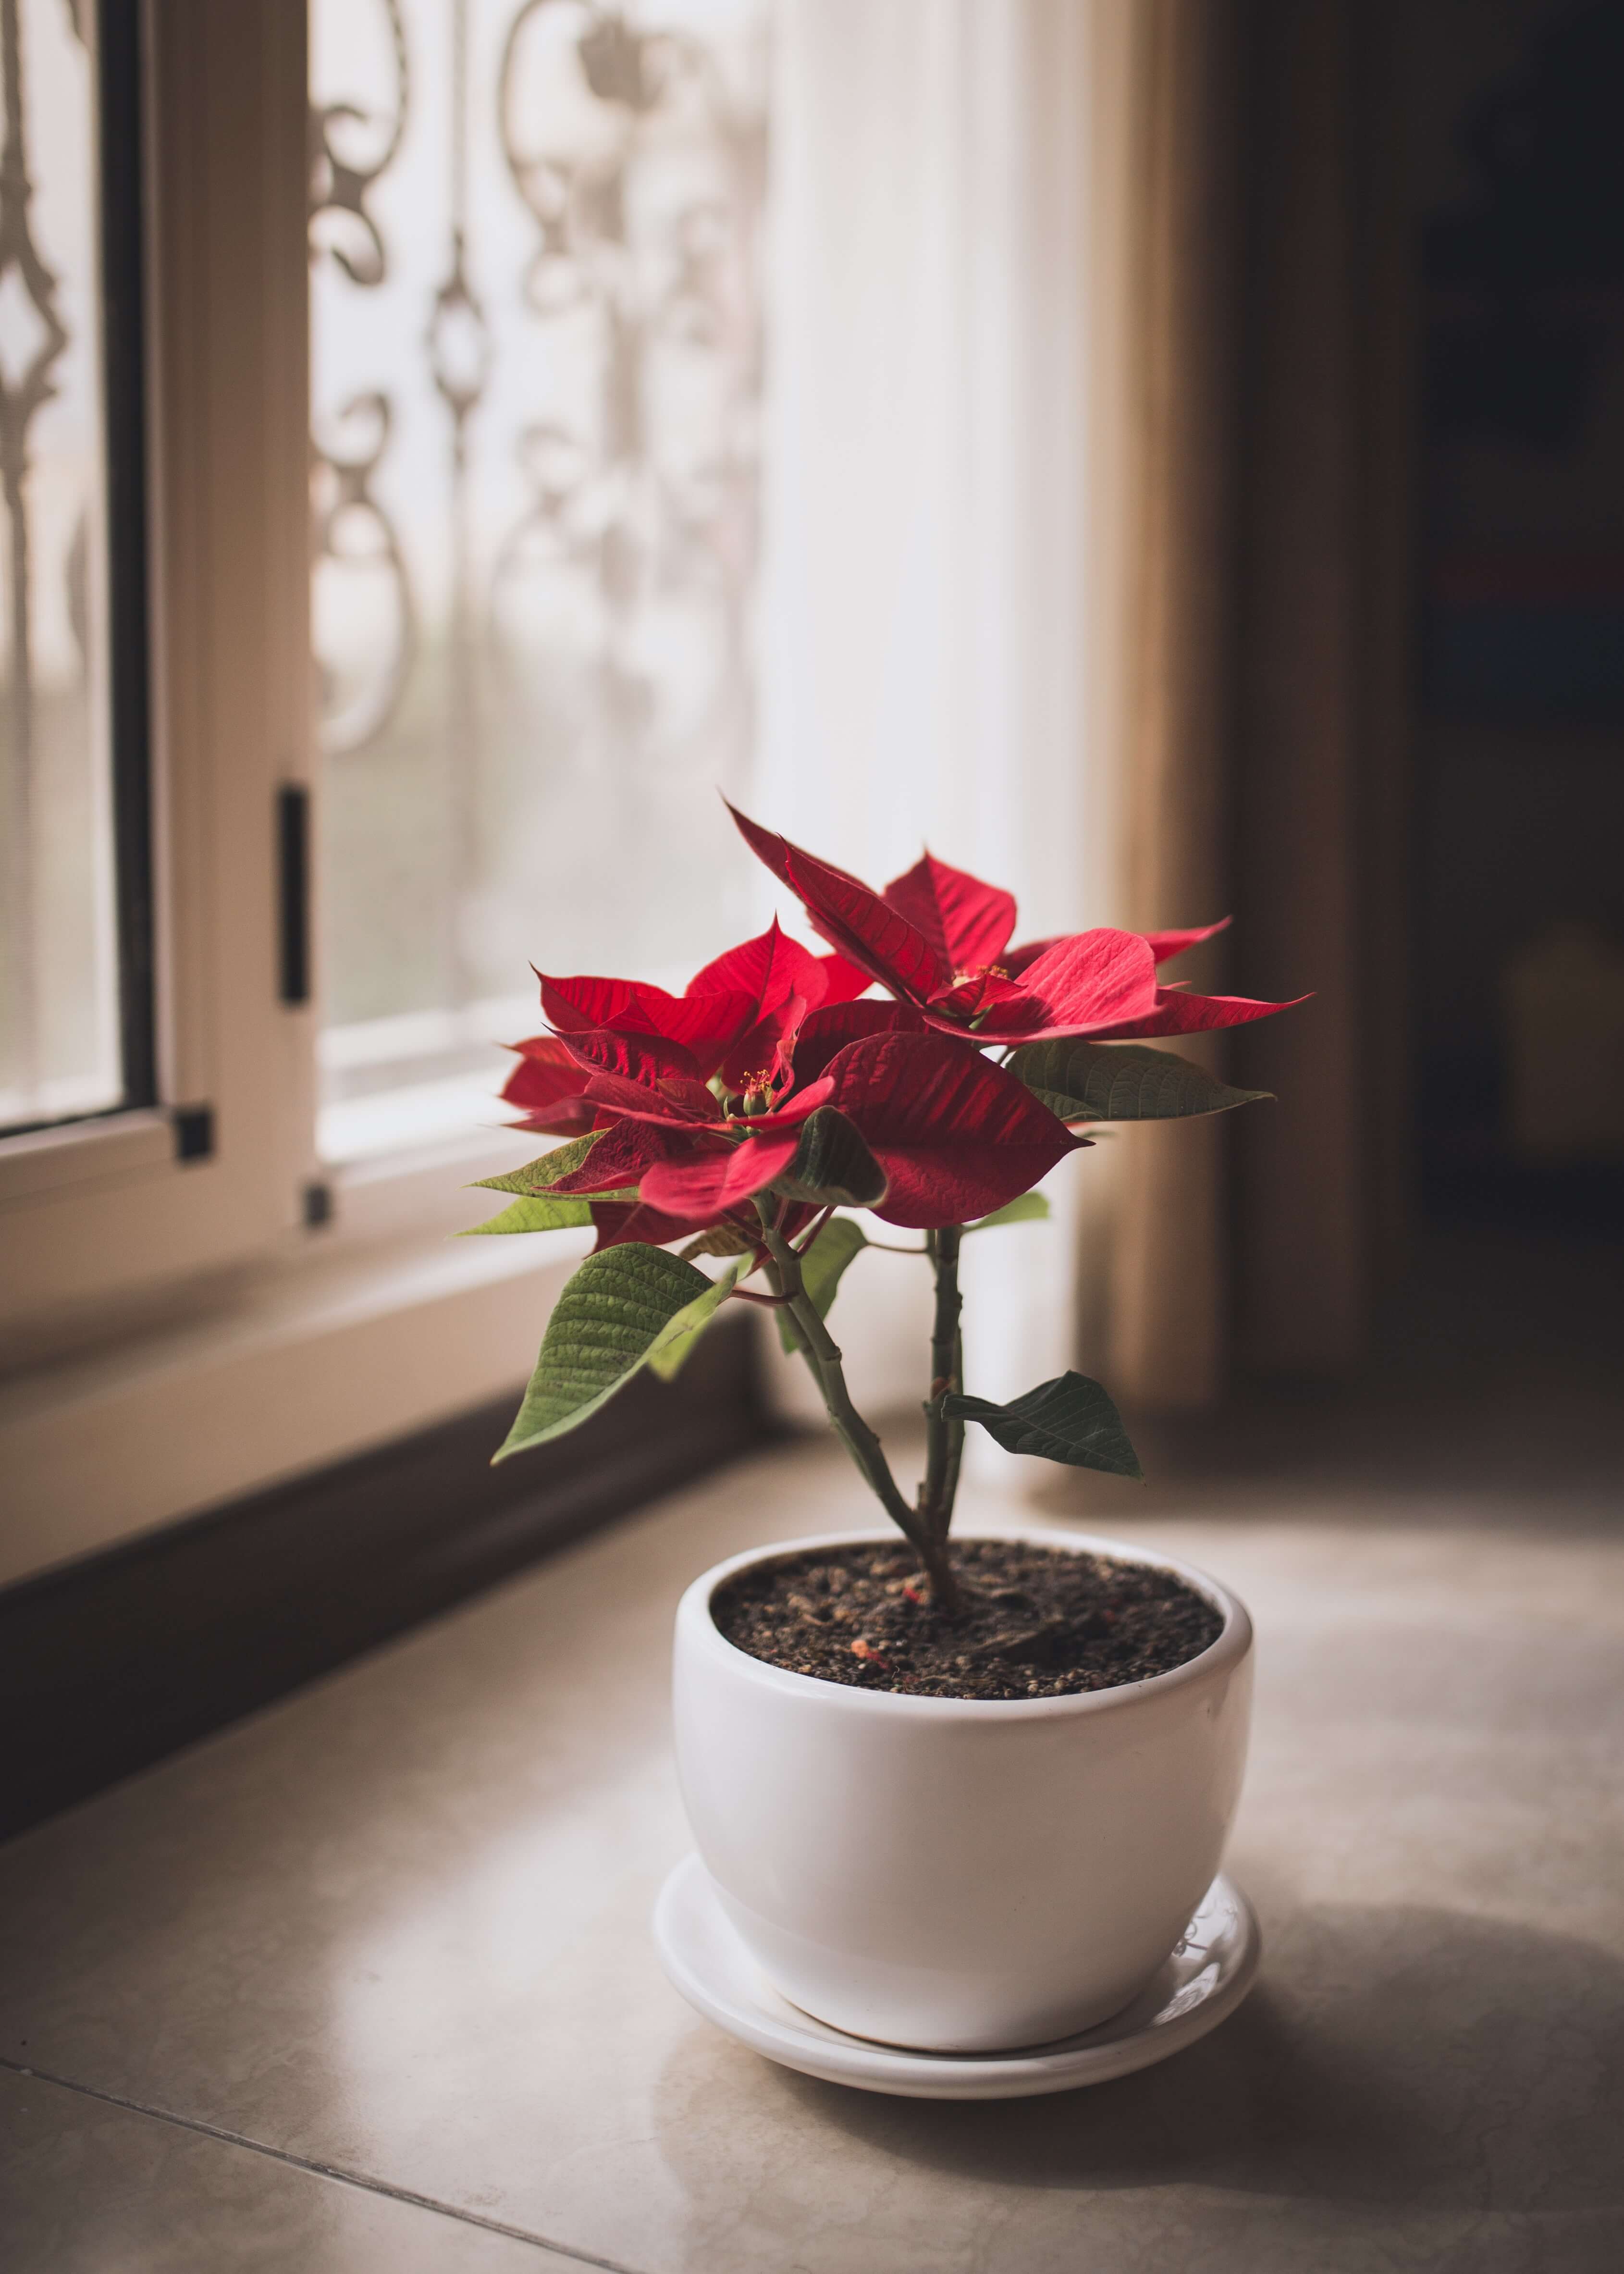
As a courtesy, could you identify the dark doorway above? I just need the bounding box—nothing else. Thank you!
[1411,0,1624,1235]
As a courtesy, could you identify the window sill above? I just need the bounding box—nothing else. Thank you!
[0,1111,175,1207]
[0,1224,584,1589]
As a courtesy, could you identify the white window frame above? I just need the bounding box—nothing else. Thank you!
[0,0,569,1589]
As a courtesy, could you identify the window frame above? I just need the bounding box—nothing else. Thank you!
[0,0,767,1591]
[0,0,315,1330]
[0,1,578,1587]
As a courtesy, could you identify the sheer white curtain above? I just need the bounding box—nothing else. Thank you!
[753,0,1135,1450]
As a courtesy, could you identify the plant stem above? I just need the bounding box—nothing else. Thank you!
[762,1225,960,1609]
[919,1226,965,1541]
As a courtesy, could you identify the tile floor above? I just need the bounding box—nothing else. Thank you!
[2,1420,1622,2273]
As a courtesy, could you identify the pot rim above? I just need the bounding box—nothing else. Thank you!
[678,1524,1252,1721]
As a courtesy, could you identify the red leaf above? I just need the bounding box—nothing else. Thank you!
[560,1026,703,1088]
[502,1035,589,1110]
[924,969,1031,1023]
[1008,917,1232,977]
[821,1030,1082,1228]
[574,1064,833,1136]
[687,918,829,1015]
[577,1071,717,1125]
[717,991,808,1095]
[1002,929,1158,1026]
[539,971,756,1071]
[726,804,945,1002]
[1093,986,1307,1040]
[739,1074,836,1131]
[883,852,1017,977]
[1143,917,1230,965]
[588,1199,714,1251]
[925,929,1159,1045]
[1001,934,1060,978]
[640,1132,799,1218]
[792,1000,926,1089]
[548,1122,717,1194]
[815,952,874,1006]
[511,1098,603,1137]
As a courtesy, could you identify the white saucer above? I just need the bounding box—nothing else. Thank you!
[652,1853,1261,2101]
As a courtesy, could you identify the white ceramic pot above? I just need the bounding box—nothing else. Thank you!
[673,1526,1254,2053]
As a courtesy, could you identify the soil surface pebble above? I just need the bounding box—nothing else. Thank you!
[711,1537,1224,1700]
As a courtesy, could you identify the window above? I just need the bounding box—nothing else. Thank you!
[2,0,1122,1584]
[0,1,312,1353]
[0,0,145,1136]
[2,0,777,1580]
[309,0,767,1166]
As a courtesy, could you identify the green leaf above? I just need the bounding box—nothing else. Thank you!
[944,1371,1144,1480]
[474,1133,638,1199]
[773,1106,888,1208]
[459,1194,593,1236]
[495,1246,716,1462]
[965,1193,1051,1231]
[647,1258,745,1381]
[778,1216,868,1355]
[1007,1039,1269,1123]
[680,1223,758,1260]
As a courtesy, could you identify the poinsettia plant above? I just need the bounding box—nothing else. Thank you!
[468,804,1295,1608]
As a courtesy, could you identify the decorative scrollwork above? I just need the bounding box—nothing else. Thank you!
[492,0,765,784]
[309,0,415,755]
[308,0,409,289]
[308,0,766,1038]
[310,393,418,756]
[428,227,492,447]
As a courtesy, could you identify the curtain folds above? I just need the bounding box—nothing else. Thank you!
[1107,0,1411,1408]
[1108,0,1245,1411]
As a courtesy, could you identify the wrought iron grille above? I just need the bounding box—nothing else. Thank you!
[310,0,768,1160]
[0,0,121,1133]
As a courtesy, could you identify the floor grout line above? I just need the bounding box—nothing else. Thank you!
[0,2057,645,2274]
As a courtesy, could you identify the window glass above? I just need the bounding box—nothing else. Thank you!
[310,0,767,1163]
[0,0,120,1134]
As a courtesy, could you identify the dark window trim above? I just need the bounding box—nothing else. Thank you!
[100,0,158,1113]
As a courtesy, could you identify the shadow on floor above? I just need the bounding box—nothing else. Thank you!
[656,1901,1624,2218]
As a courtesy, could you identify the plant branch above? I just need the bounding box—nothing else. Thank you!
[791,1202,836,1254]
[918,1225,964,1541]
[762,1224,960,1608]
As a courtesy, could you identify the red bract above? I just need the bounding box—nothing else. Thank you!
[503,982,1082,1242]
[789,999,926,1088]
[727,805,1299,1046]
[820,1030,1085,1229]
[500,1035,603,1137]
[537,1038,839,1245]
[882,851,1016,980]
[538,973,755,1067]
[1003,917,1230,976]
[504,918,873,1132]
[581,1199,712,1253]
[548,1021,1079,1235]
